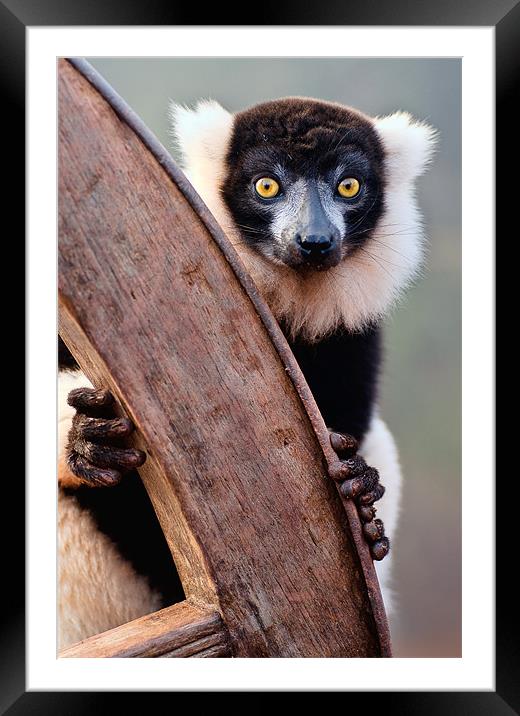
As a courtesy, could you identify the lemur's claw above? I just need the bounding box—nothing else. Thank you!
[339,477,364,499]
[329,430,390,561]
[79,416,134,441]
[358,483,386,506]
[370,537,390,561]
[358,505,376,523]
[67,452,122,487]
[67,387,114,411]
[362,518,385,543]
[66,387,146,487]
[329,431,358,456]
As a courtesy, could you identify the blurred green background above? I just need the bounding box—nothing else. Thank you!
[88,57,461,658]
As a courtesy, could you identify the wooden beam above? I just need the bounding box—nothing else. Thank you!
[58,58,391,657]
[59,602,231,658]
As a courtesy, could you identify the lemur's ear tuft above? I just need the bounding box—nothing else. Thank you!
[169,100,234,169]
[374,111,438,182]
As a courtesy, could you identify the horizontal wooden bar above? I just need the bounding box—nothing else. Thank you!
[59,601,231,658]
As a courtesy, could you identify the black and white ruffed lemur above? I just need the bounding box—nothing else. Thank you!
[58,97,437,649]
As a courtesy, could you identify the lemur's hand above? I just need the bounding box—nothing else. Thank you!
[65,387,146,487]
[329,431,390,561]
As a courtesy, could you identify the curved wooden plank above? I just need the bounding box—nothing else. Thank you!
[58,58,391,657]
[59,602,231,658]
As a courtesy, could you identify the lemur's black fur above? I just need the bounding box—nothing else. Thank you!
[62,476,185,605]
[286,323,381,441]
[59,336,80,370]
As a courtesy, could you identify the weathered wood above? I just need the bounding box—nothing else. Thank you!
[59,602,231,658]
[58,58,391,657]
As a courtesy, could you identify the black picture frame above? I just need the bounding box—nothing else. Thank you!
[10,0,507,711]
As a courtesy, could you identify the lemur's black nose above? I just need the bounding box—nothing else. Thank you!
[296,234,334,256]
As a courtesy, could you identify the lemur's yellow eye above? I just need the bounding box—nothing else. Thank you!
[255,177,280,199]
[337,177,360,198]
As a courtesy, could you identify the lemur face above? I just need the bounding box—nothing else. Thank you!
[171,96,436,339]
[221,99,386,273]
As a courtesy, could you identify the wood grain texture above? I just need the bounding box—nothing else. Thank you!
[59,602,231,658]
[58,58,389,657]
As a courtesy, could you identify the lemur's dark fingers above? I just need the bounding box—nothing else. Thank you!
[79,416,134,442]
[360,466,380,492]
[362,518,385,543]
[357,482,386,506]
[339,465,380,499]
[370,537,390,561]
[74,440,146,471]
[67,386,114,413]
[326,432,389,560]
[329,454,368,482]
[329,431,359,457]
[342,455,368,476]
[339,476,364,498]
[358,505,376,523]
[67,452,122,487]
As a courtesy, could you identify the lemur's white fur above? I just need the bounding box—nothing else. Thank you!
[169,100,437,342]
[57,100,434,646]
[58,488,161,650]
[359,416,402,618]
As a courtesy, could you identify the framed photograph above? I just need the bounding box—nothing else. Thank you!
[11,0,506,710]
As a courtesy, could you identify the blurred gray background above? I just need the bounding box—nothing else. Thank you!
[88,57,461,658]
